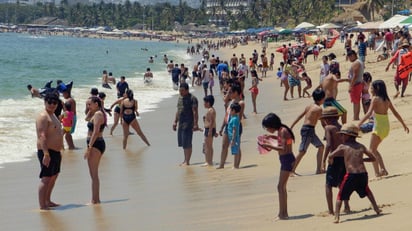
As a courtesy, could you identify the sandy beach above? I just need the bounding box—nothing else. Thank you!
[1,36,412,230]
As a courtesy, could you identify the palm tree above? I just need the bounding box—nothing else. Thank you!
[362,0,385,21]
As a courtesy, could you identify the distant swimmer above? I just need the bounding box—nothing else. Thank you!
[102,70,116,89]
[144,68,153,84]
[163,54,169,64]
[141,48,148,51]
[27,84,42,98]
[148,56,154,63]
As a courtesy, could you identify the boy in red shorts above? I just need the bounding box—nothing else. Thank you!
[328,123,381,223]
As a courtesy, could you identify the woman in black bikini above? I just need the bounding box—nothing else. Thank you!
[85,96,106,204]
[120,89,150,149]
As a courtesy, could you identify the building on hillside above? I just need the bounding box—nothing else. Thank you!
[204,0,251,27]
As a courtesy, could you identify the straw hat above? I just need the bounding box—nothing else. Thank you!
[400,40,410,48]
[321,107,339,118]
[338,123,360,137]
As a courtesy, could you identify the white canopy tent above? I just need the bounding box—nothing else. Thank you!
[316,23,342,29]
[356,21,383,30]
[379,14,408,29]
[295,22,315,29]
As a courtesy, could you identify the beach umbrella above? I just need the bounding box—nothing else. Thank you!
[400,16,412,25]
[293,28,307,33]
[279,29,293,35]
[258,30,270,36]
[295,22,315,29]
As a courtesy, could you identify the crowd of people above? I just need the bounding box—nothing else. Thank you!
[33,30,411,224]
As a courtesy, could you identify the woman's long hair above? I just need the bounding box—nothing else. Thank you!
[90,96,107,126]
[126,89,134,101]
[372,80,389,101]
[262,113,295,141]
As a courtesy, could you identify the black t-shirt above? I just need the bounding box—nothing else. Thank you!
[116,81,129,98]
[171,68,181,83]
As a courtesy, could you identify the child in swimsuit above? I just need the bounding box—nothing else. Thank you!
[361,72,372,114]
[300,72,312,98]
[259,113,296,220]
[358,80,409,177]
[228,103,241,169]
[376,47,389,62]
[61,102,74,134]
[249,70,262,114]
[202,95,217,167]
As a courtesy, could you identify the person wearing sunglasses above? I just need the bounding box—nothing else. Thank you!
[36,92,64,210]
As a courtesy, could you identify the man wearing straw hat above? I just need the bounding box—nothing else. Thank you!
[328,123,381,223]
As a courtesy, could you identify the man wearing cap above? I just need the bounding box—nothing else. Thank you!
[328,123,381,223]
[347,50,364,121]
[385,40,410,97]
[36,92,64,210]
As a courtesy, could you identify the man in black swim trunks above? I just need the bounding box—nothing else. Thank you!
[36,92,64,210]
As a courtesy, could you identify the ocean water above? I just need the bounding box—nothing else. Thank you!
[0,33,193,166]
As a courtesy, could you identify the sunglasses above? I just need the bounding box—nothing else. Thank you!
[47,100,58,105]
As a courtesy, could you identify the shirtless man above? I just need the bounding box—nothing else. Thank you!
[36,93,63,210]
[328,123,381,223]
[27,84,42,98]
[230,53,239,70]
[102,70,116,89]
[347,50,364,121]
[291,89,325,174]
[320,70,350,124]
[144,68,153,83]
[163,54,168,64]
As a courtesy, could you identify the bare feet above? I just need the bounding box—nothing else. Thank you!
[47,202,60,207]
[179,162,189,166]
[276,215,289,220]
[290,171,301,177]
[316,169,326,174]
[216,166,224,169]
[394,91,400,98]
[380,169,388,176]
[333,217,340,224]
[375,208,382,215]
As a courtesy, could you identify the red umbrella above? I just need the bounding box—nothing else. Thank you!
[258,30,270,36]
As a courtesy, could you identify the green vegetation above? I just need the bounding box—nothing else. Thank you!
[0,0,408,30]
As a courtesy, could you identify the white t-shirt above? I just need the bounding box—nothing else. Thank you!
[320,63,330,83]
